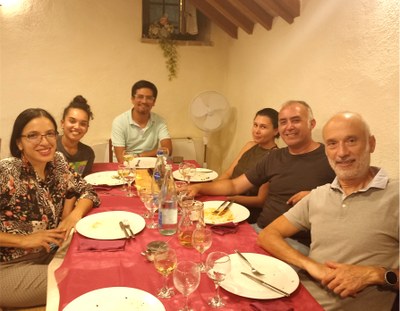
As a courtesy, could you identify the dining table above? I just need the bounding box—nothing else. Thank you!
[46,161,323,311]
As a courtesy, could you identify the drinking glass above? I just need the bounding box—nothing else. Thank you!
[154,248,177,298]
[123,153,135,167]
[124,166,136,197]
[205,251,231,308]
[142,191,158,229]
[173,261,201,311]
[192,227,212,272]
[175,181,189,215]
[178,162,196,184]
[138,187,150,218]
[117,164,127,191]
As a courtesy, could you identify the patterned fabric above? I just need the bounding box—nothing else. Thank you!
[0,152,100,262]
[56,135,95,177]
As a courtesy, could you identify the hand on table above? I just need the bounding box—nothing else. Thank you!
[22,229,66,253]
[57,212,81,240]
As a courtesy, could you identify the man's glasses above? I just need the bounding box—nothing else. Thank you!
[20,130,58,144]
[134,94,155,102]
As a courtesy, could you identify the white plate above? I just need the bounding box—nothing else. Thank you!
[203,200,250,224]
[172,168,218,182]
[131,157,157,169]
[84,171,124,186]
[221,253,299,299]
[63,287,165,311]
[76,211,145,240]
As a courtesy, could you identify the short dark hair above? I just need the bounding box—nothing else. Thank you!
[131,80,158,99]
[62,95,94,121]
[255,108,280,138]
[10,108,58,158]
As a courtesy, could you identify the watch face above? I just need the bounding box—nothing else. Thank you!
[386,271,398,285]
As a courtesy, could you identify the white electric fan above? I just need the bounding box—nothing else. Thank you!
[189,91,230,167]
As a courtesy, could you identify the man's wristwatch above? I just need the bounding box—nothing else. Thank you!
[384,268,398,287]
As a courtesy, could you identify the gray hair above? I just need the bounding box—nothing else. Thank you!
[280,100,314,122]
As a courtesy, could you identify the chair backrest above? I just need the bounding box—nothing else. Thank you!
[91,140,113,163]
[108,138,114,162]
[171,137,197,161]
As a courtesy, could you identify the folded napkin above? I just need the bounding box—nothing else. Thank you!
[210,222,238,235]
[93,185,114,191]
[250,302,294,311]
[78,238,126,252]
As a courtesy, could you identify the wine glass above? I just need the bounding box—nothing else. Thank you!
[123,153,135,167]
[173,261,201,311]
[192,227,212,272]
[205,251,231,308]
[141,191,158,229]
[124,166,136,197]
[175,181,187,214]
[138,187,150,218]
[117,164,127,191]
[178,162,196,184]
[154,248,177,298]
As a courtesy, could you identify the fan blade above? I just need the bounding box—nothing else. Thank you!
[207,98,229,112]
[203,114,223,131]
[191,98,209,117]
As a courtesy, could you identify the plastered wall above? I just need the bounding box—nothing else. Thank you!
[0,0,398,178]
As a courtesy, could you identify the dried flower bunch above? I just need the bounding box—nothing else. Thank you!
[148,16,178,80]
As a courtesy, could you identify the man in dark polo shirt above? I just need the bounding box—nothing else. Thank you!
[188,100,335,253]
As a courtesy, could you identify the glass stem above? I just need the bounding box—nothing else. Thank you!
[215,282,220,300]
[184,295,189,309]
[163,274,169,291]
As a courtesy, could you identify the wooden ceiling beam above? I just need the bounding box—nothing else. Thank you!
[254,0,298,24]
[280,0,301,18]
[231,0,274,31]
[206,0,254,34]
[190,0,238,38]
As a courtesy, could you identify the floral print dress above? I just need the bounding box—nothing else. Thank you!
[0,152,100,262]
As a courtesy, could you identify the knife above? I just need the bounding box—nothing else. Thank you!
[241,272,290,297]
[213,200,229,214]
[197,168,213,173]
[218,200,234,215]
[119,221,130,239]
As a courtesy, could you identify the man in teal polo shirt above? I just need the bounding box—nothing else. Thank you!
[111,80,172,163]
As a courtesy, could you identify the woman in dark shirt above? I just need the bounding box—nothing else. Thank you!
[57,95,95,177]
[217,108,279,223]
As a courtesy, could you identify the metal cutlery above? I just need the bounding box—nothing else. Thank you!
[123,219,135,239]
[135,160,141,168]
[218,200,234,215]
[241,272,290,297]
[235,249,264,276]
[213,200,229,214]
[119,221,130,239]
[197,169,213,173]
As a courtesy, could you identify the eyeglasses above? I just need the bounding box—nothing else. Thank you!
[134,94,155,102]
[20,130,58,144]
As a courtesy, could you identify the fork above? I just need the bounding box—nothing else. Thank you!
[123,219,136,239]
[135,160,141,168]
[234,249,264,276]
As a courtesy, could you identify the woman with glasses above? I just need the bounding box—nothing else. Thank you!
[57,95,95,177]
[217,108,279,224]
[0,108,99,309]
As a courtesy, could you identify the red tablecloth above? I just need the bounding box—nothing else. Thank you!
[55,163,323,311]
